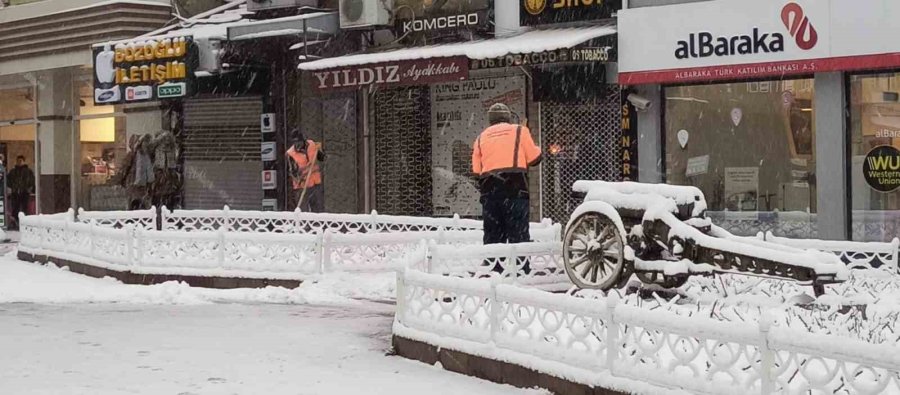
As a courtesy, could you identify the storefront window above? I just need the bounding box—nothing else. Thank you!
[664,79,817,238]
[0,87,37,222]
[77,82,128,211]
[850,72,900,241]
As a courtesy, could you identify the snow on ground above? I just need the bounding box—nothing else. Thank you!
[0,251,395,306]
[0,251,544,395]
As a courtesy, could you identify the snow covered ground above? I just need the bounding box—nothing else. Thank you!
[0,251,545,395]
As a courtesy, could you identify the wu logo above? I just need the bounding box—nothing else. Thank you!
[781,2,818,50]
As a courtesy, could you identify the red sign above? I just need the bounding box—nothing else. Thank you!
[310,56,469,92]
[619,53,900,85]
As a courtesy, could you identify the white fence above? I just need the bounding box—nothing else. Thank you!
[395,269,900,395]
[760,232,900,273]
[20,210,562,279]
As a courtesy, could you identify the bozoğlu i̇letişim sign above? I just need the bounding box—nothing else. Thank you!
[92,36,197,105]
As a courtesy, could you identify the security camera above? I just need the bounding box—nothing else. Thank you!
[627,93,653,111]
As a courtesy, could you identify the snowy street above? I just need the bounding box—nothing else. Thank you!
[0,254,543,395]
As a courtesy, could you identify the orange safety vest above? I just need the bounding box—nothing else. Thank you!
[472,123,541,176]
[286,140,322,189]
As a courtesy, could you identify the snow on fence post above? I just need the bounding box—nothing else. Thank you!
[606,293,620,373]
[216,227,226,268]
[425,240,436,273]
[61,219,69,254]
[507,243,518,280]
[126,224,135,266]
[293,208,302,234]
[370,210,379,233]
[452,214,460,230]
[135,227,144,267]
[222,205,231,232]
[395,270,406,325]
[891,238,900,274]
[319,231,330,274]
[88,219,96,260]
[489,281,500,344]
[759,311,775,395]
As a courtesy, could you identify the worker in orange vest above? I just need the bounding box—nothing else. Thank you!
[472,103,542,274]
[286,130,326,212]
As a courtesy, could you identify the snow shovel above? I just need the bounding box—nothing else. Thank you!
[295,152,318,212]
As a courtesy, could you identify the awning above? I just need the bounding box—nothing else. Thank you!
[298,23,617,71]
[228,12,338,41]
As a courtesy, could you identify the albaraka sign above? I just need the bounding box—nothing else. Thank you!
[310,56,469,92]
[618,0,900,85]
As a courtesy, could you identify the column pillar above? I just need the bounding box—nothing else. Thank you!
[35,69,74,214]
[637,84,663,183]
[814,72,849,240]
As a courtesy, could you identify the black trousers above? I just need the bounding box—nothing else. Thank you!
[481,196,531,274]
[9,191,29,229]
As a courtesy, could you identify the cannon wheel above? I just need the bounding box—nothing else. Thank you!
[563,211,626,290]
[635,272,689,289]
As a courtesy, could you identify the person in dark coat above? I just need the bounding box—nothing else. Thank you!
[7,156,34,229]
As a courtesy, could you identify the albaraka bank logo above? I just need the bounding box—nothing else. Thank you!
[675,2,818,60]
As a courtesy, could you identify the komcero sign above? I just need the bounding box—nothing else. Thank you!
[392,0,491,37]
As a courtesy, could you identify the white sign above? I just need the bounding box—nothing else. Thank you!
[94,86,121,103]
[619,0,900,84]
[125,85,152,101]
[430,76,527,217]
[261,113,275,134]
[261,142,276,161]
[677,129,689,149]
[262,198,277,211]
[724,167,759,211]
[686,155,709,177]
[261,170,277,190]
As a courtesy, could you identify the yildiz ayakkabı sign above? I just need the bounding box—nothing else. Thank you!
[392,0,492,37]
[92,36,198,105]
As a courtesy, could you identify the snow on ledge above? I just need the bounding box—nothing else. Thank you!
[298,24,616,71]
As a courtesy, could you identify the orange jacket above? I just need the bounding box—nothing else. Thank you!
[472,123,541,176]
[286,140,322,189]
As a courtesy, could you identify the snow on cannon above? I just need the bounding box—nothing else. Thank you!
[563,181,849,296]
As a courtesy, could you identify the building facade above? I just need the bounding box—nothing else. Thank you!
[298,0,624,224]
[0,0,172,217]
[619,0,900,242]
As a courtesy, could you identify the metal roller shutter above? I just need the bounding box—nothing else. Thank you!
[182,96,264,210]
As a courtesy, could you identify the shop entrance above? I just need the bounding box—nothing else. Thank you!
[372,86,433,217]
[540,86,622,225]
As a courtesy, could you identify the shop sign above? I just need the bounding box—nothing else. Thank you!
[618,0,900,84]
[262,199,277,211]
[262,170,277,190]
[863,145,900,193]
[393,0,491,36]
[470,45,616,70]
[521,0,622,26]
[310,56,469,92]
[261,142,276,162]
[686,155,710,177]
[724,167,759,211]
[157,82,186,99]
[620,95,638,181]
[92,36,196,104]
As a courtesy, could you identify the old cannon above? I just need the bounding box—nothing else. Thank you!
[563,181,848,296]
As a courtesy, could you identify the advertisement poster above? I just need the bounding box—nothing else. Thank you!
[724,167,759,211]
[430,76,526,217]
[863,145,900,192]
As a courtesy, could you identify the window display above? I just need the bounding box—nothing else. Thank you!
[77,82,128,211]
[850,72,900,241]
[665,79,817,238]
